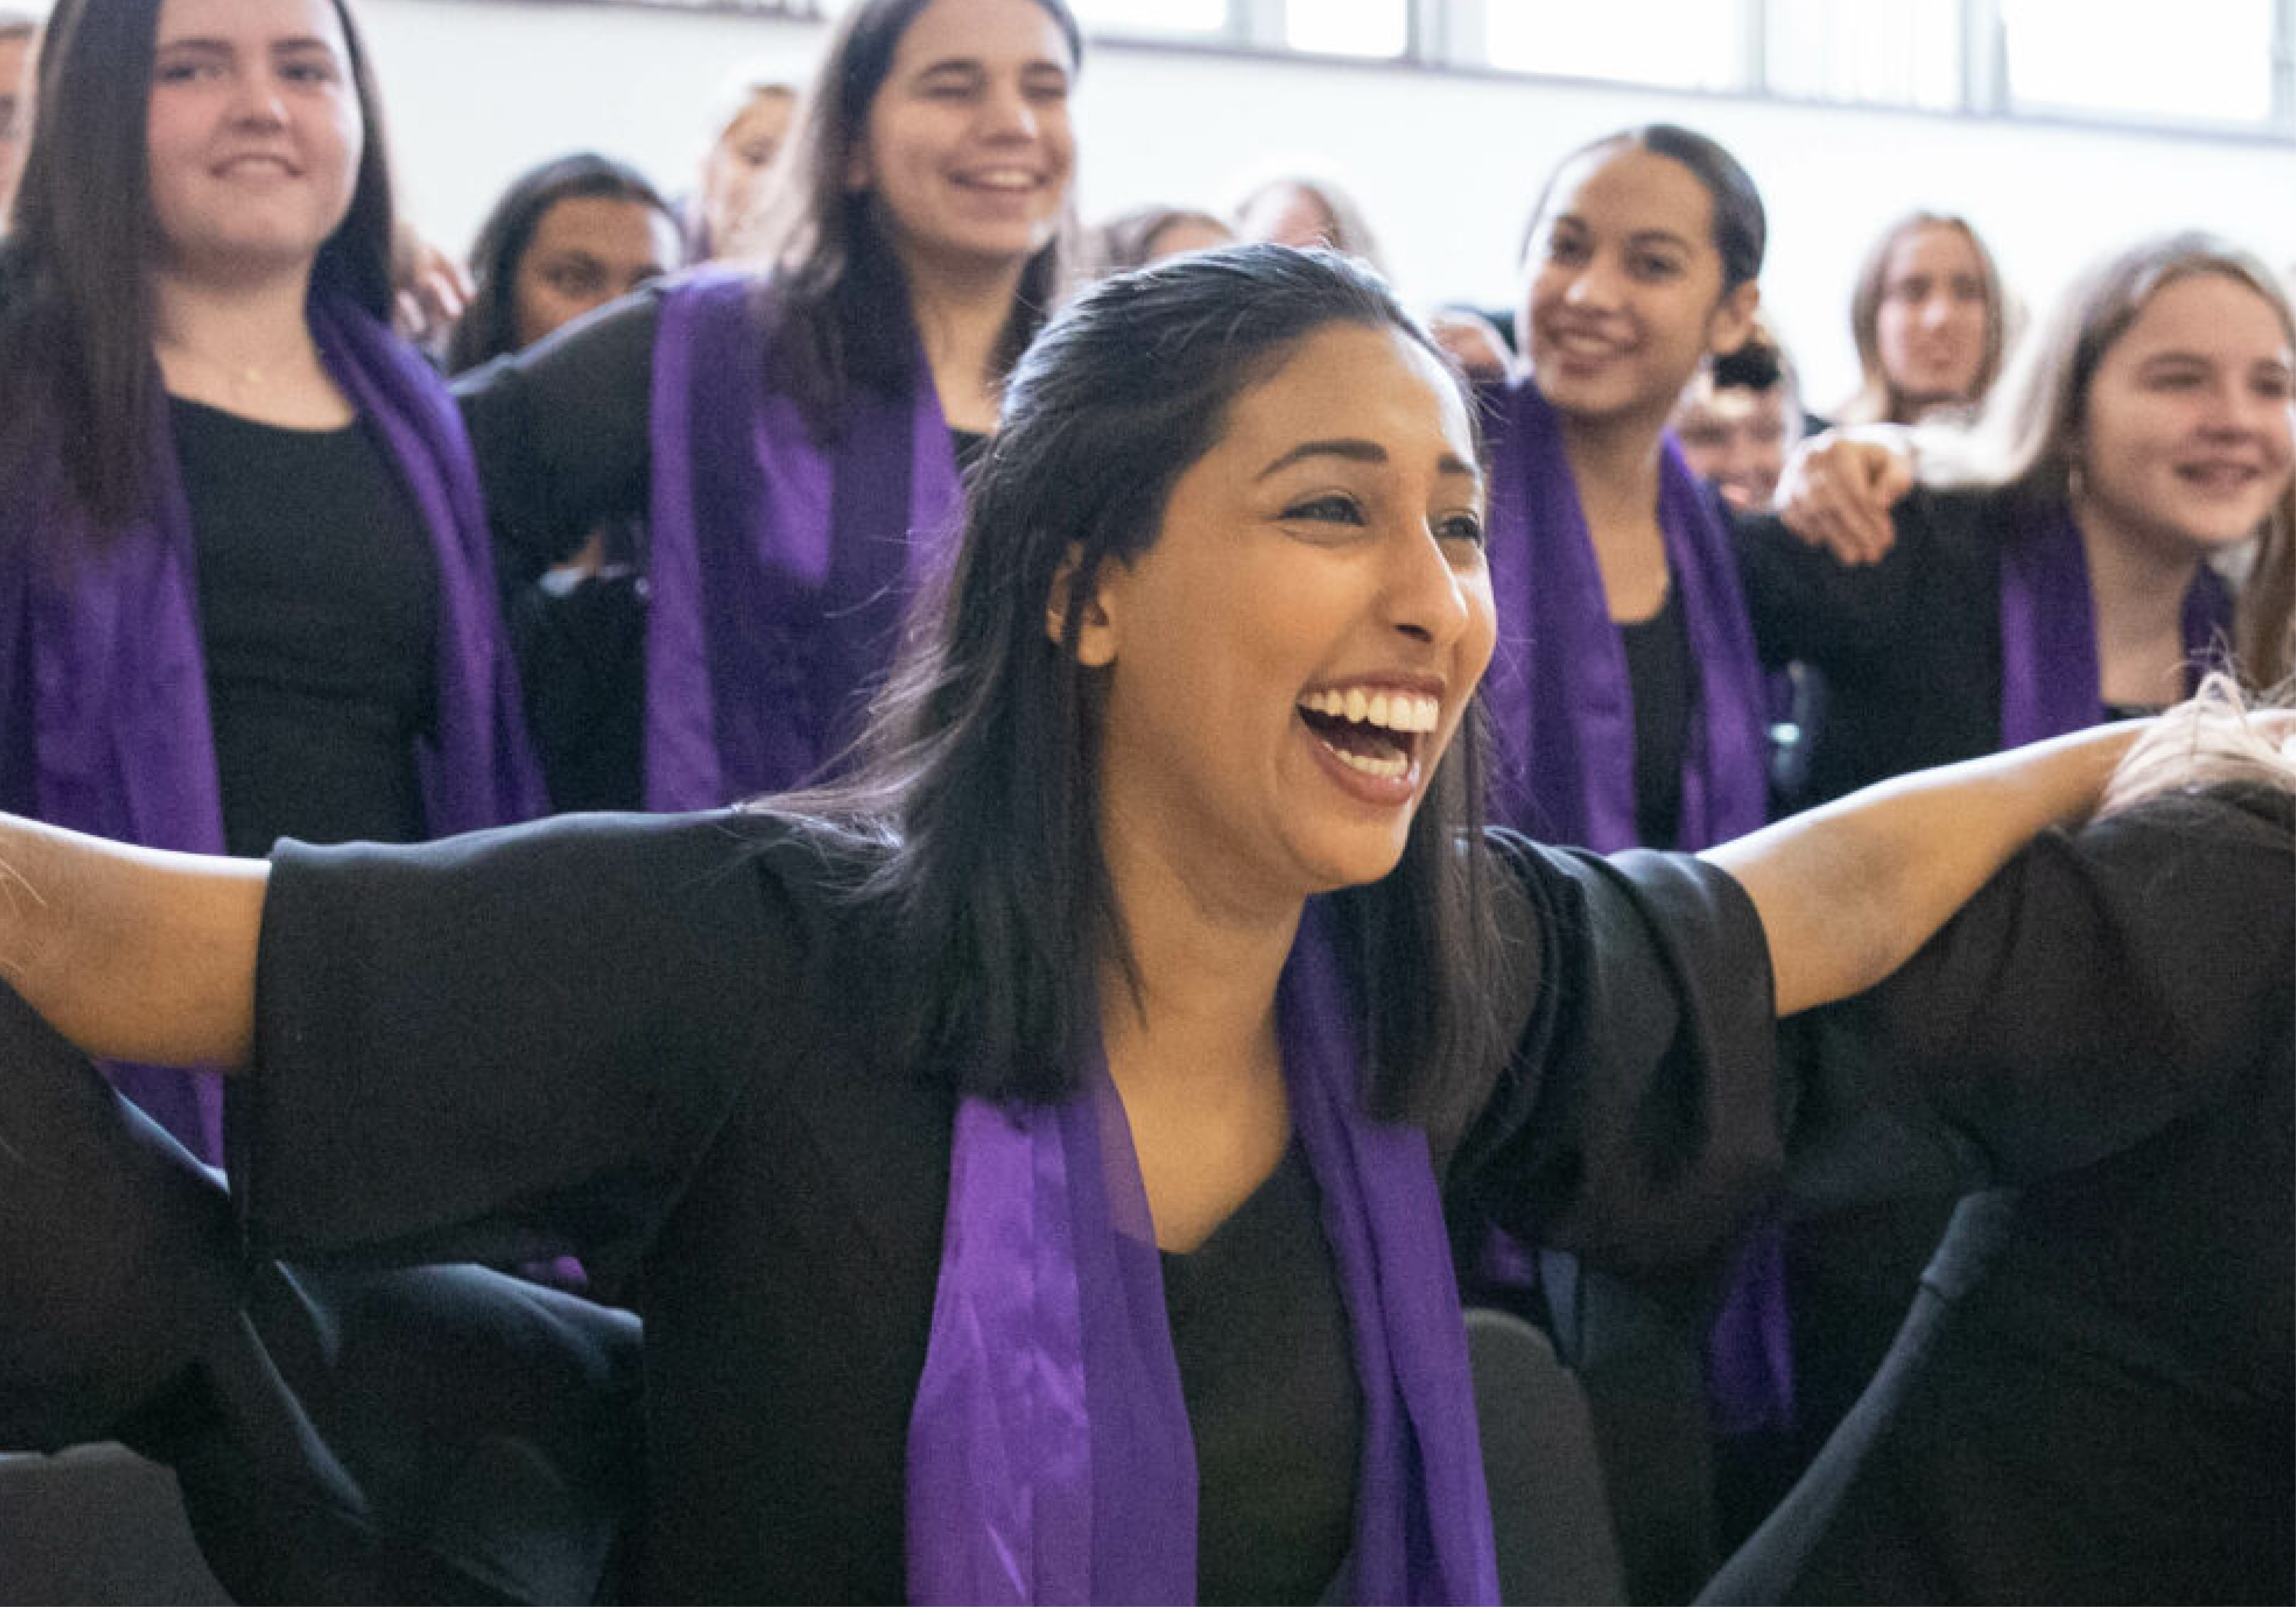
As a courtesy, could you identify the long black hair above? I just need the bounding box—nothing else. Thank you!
[791,245,1509,1123]
[743,0,1083,441]
[0,0,395,531]
[446,150,674,373]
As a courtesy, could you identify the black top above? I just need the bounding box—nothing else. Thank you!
[1734,485,2009,804]
[1161,1142,1360,1604]
[1734,788,2296,1604]
[1619,582,1692,850]
[174,397,437,857]
[228,814,1779,1603]
[453,290,664,588]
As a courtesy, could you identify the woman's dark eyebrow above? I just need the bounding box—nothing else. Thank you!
[1256,440,1483,485]
[1257,439,1388,478]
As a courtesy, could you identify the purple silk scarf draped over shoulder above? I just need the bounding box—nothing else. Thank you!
[0,284,543,1163]
[1997,500,2234,746]
[906,902,1499,1605]
[644,271,964,810]
[1480,378,1769,851]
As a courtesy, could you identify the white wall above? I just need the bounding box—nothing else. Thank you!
[30,0,2296,403]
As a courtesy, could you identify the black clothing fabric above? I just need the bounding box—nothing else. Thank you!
[223,812,1778,1603]
[1733,484,2009,1467]
[1620,582,1693,851]
[1735,485,2009,805]
[175,397,439,856]
[453,291,663,588]
[509,558,647,814]
[1161,1142,1359,1605]
[1710,787,2296,1605]
[0,980,644,1606]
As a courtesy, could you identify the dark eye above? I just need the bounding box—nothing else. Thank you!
[1436,511,1486,549]
[543,262,606,298]
[1283,493,1366,525]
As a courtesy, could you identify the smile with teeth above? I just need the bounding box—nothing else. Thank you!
[1297,686,1440,781]
[955,169,1040,192]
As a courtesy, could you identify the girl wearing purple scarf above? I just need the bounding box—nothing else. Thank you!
[453,0,1079,813]
[0,0,541,1163]
[1738,231,2294,1501]
[1477,126,1783,1586]
[0,248,2160,1604]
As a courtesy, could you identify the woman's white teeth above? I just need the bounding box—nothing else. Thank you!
[1333,748,1409,780]
[1300,688,1439,733]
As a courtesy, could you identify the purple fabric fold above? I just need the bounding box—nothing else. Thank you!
[906,902,1499,1605]
[1,281,543,1161]
[645,272,963,810]
[1478,377,1786,1433]
[1998,500,2235,747]
[1481,378,1769,852]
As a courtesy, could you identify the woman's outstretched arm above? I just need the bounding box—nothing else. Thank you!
[1707,721,2165,1018]
[0,815,265,1069]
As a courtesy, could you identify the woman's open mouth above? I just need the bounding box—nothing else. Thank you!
[1297,686,1439,787]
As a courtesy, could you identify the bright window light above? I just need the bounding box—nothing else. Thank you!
[2001,0,2275,123]
[1485,0,1746,91]
[1764,0,1960,110]
[1069,0,1230,34]
[1286,0,1410,58]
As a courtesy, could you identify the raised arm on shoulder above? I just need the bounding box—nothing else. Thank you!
[1774,425,1916,566]
[0,815,265,1070]
[1706,719,2162,1017]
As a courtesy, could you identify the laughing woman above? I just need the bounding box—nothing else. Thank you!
[0,249,2163,1605]
[459,0,1079,810]
[0,0,541,1161]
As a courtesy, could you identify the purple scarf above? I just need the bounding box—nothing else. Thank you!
[1998,501,2234,746]
[1479,379,1786,1432]
[645,272,963,810]
[906,902,1499,1605]
[1481,379,1769,852]
[2,286,544,1161]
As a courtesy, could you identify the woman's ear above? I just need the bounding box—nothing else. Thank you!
[1708,279,1762,360]
[1046,546,1119,667]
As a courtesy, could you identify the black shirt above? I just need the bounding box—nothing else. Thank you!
[175,397,437,857]
[1734,485,2009,804]
[1619,583,1693,850]
[230,815,1778,1603]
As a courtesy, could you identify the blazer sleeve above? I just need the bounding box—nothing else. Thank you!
[230,809,798,1283]
[1446,833,1782,1273]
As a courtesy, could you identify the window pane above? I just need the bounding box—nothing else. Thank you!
[1285,0,1409,58]
[1764,0,1959,110]
[1485,0,1747,91]
[1069,0,1229,35]
[2002,0,2275,123]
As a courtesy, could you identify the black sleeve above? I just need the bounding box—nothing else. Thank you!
[1732,494,1935,671]
[1446,834,1781,1273]
[1782,789,2294,1207]
[230,810,797,1279]
[453,289,662,586]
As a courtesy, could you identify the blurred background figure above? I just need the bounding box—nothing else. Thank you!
[1673,317,1804,512]
[449,151,682,371]
[0,10,34,228]
[447,151,686,816]
[1233,170,1386,274]
[687,74,797,261]
[1085,202,1230,275]
[1835,210,2009,426]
